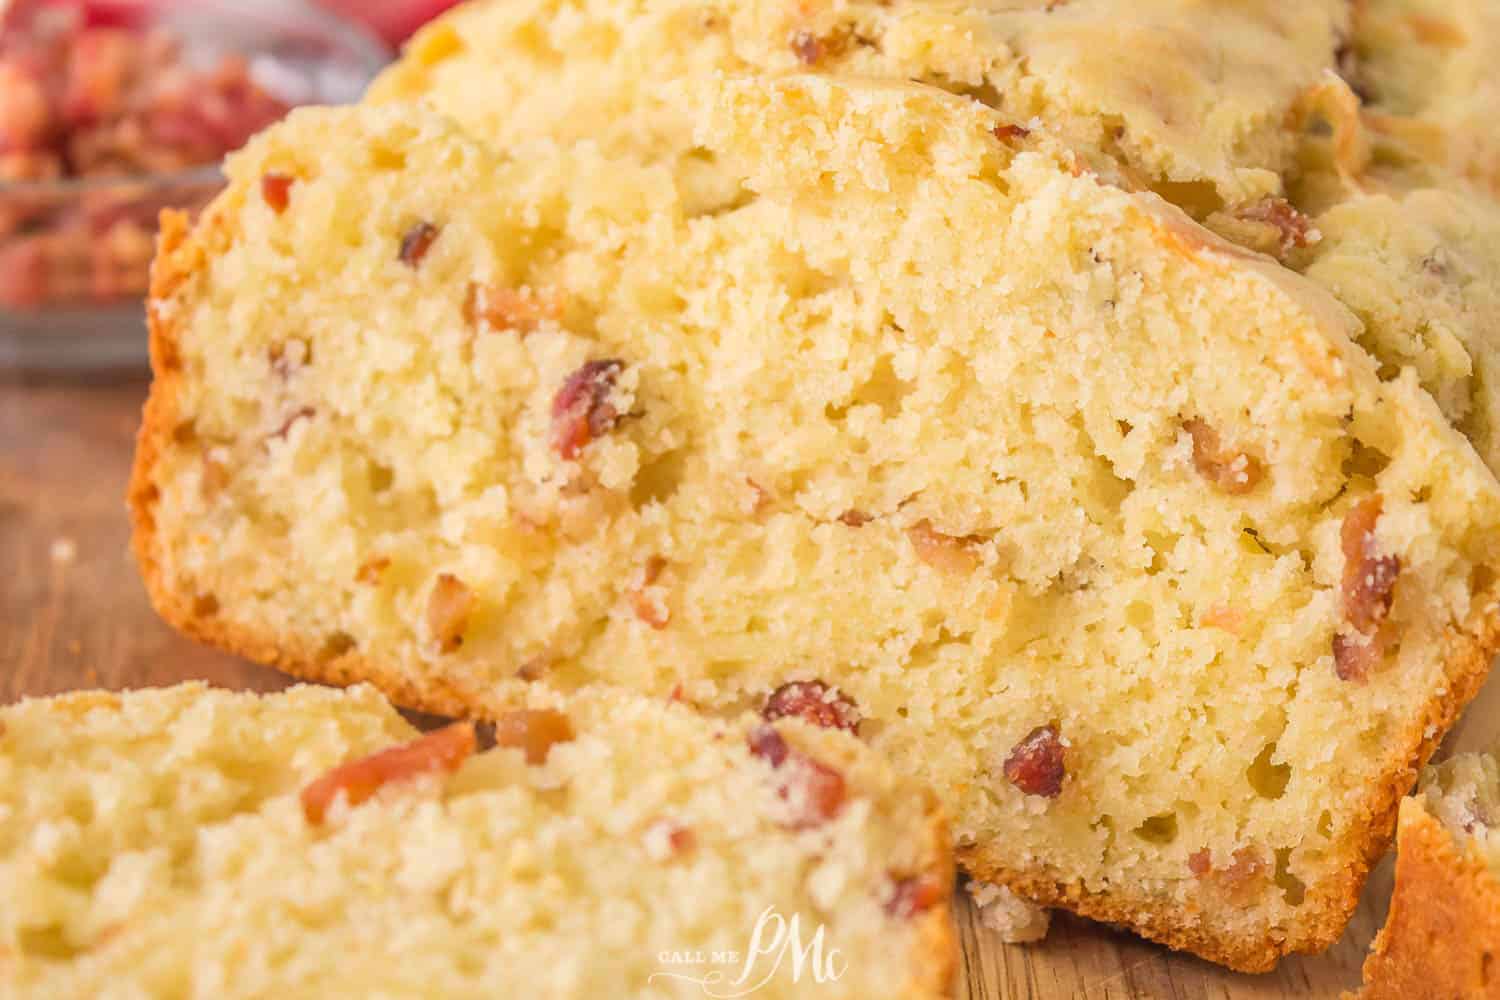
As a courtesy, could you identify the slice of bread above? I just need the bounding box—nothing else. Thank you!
[0,682,953,997]
[376,0,1500,484]
[1285,0,1500,479]
[1297,188,1500,474]
[131,82,1500,971]
[370,0,1348,209]
[1355,751,1500,998]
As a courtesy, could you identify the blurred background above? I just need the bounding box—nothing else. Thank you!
[2,8,1497,996]
[0,0,458,370]
[0,2,457,695]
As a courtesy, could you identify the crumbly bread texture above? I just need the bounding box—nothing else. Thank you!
[374,0,1500,485]
[1355,753,1500,998]
[1278,0,1500,476]
[133,82,1500,972]
[965,880,1050,945]
[370,0,1348,209]
[0,682,954,998]
[1296,188,1500,474]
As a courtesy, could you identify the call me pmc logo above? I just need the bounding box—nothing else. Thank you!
[649,906,848,997]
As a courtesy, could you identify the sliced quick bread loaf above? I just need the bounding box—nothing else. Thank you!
[1355,751,1500,998]
[0,682,953,998]
[370,0,1349,210]
[131,84,1500,971]
[378,0,1500,489]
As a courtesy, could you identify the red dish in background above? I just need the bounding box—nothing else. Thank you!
[318,0,462,46]
[6,1,462,43]
[0,6,293,307]
[0,0,388,368]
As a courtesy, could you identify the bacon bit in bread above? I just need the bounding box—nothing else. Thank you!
[1341,494,1401,635]
[426,573,473,653]
[1003,725,1066,798]
[261,173,293,214]
[629,555,671,629]
[885,874,948,918]
[1333,629,1392,683]
[1188,847,1268,903]
[640,556,667,587]
[1228,197,1318,257]
[398,221,440,267]
[1200,604,1246,634]
[779,751,847,829]
[1223,848,1268,885]
[790,29,847,64]
[355,556,390,585]
[839,509,872,527]
[993,124,1031,143]
[493,708,574,764]
[465,282,563,334]
[747,723,790,768]
[552,359,626,460]
[1342,495,1384,565]
[642,818,696,861]
[1184,419,1264,495]
[790,30,822,63]
[763,680,862,732]
[909,520,983,574]
[300,722,476,825]
[630,590,670,629]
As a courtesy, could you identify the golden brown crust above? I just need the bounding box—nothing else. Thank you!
[128,209,192,629]
[130,236,956,997]
[169,557,1495,975]
[962,588,1500,974]
[130,187,1500,979]
[906,787,960,1000]
[125,611,962,996]
[1357,797,1500,999]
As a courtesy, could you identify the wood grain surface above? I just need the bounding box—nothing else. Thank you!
[9,373,1483,999]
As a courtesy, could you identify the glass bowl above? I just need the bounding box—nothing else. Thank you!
[0,1,389,373]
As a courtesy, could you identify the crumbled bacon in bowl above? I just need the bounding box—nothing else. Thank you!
[0,10,292,310]
[0,0,385,367]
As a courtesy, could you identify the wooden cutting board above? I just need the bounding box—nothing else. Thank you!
[8,375,1465,998]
